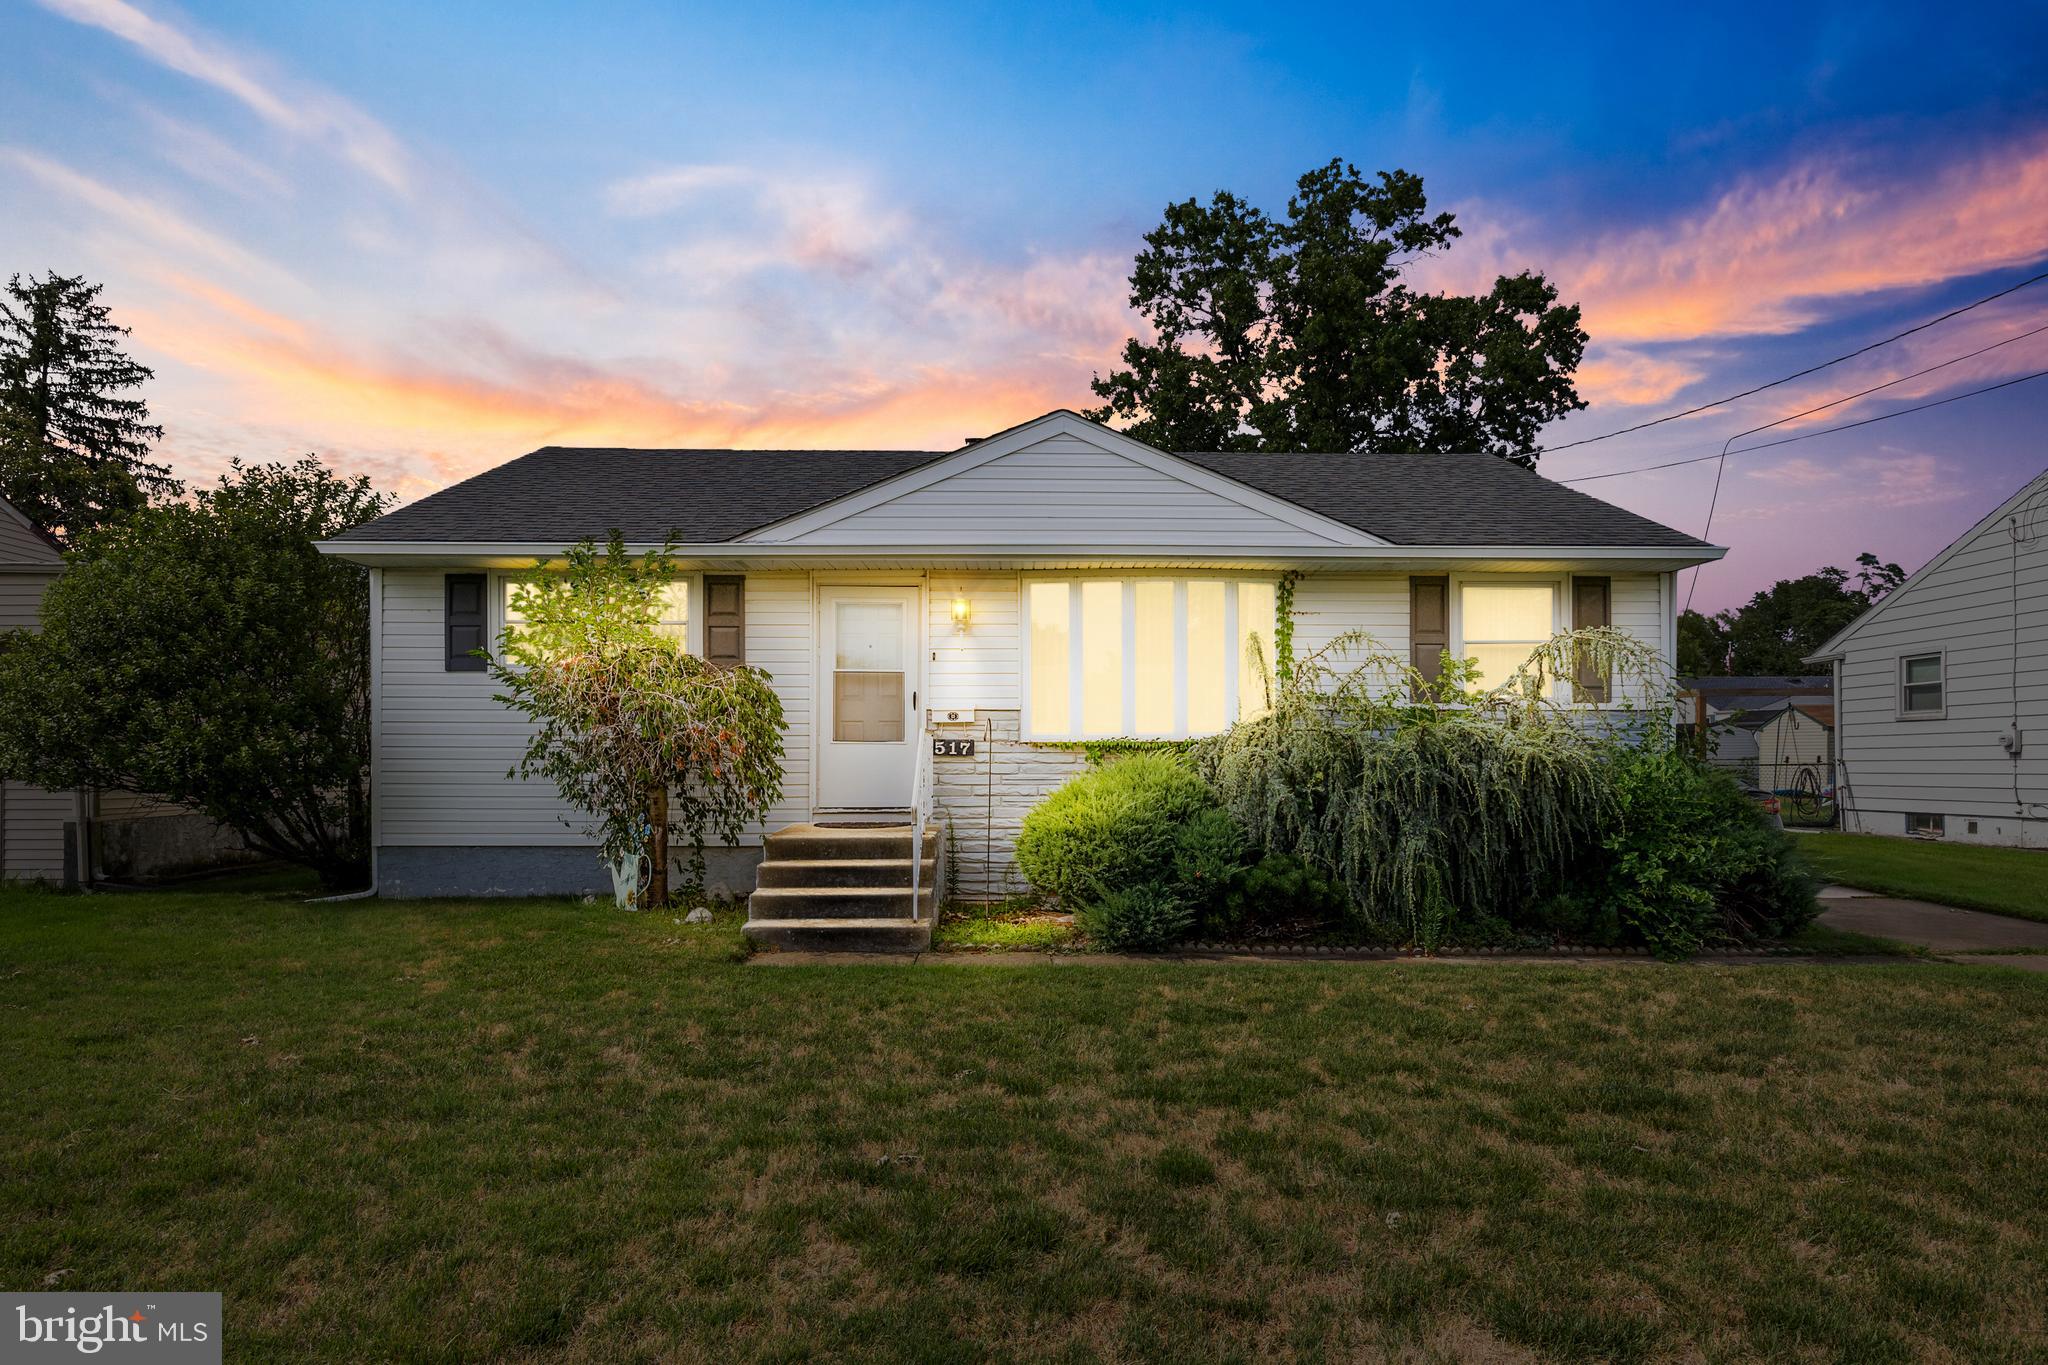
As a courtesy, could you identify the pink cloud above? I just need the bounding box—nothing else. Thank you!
[1565,132,2048,345]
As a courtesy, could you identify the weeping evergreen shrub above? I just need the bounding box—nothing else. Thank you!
[1193,628,1655,948]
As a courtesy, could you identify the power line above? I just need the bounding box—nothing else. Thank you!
[1679,320,2048,612]
[1562,367,2048,483]
[1534,266,2048,455]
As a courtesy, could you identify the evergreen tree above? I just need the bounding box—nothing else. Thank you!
[0,272,179,543]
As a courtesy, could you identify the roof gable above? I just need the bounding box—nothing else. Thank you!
[739,411,1384,550]
[0,495,62,568]
[1809,466,2048,659]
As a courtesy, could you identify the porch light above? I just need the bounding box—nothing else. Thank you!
[950,595,972,632]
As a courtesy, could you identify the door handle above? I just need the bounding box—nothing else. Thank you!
[912,689,918,711]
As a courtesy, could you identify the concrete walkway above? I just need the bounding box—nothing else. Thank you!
[751,949,1898,968]
[1817,885,2048,971]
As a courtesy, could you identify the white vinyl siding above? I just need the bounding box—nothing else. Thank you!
[754,434,1354,549]
[375,569,811,847]
[1,568,71,880]
[1828,471,2048,841]
[0,507,60,567]
[370,564,1679,866]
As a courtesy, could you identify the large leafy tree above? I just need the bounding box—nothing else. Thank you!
[1088,161,1588,464]
[1685,552,1908,676]
[0,458,388,887]
[0,273,180,543]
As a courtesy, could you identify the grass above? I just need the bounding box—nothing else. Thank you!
[4,882,2046,1362]
[1795,831,2048,924]
[935,900,1081,952]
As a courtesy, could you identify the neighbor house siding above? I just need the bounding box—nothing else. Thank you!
[1,568,69,882]
[1828,474,2048,846]
[752,434,1353,548]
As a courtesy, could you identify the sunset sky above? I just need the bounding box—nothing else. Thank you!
[3,0,2046,610]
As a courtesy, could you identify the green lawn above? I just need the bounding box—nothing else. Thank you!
[4,883,2045,1362]
[1796,831,2048,924]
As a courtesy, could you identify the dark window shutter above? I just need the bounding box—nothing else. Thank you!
[704,575,745,666]
[1409,576,1448,697]
[445,574,488,672]
[1572,576,1611,702]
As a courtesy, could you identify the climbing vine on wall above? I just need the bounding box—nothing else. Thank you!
[1274,571,1299,686]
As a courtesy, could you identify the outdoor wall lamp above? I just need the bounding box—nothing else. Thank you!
[951,595,972,632]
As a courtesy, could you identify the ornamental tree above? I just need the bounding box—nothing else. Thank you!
[490,535,785,905]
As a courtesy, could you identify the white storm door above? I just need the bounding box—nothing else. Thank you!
[817,585,922,809]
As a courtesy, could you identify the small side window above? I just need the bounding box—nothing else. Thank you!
[1906,812,1945,837]
[1900,653,1943,716]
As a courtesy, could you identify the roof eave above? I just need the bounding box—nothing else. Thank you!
[319,539,1725,568]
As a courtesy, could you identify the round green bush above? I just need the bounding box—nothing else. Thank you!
[1014,753,1219,907]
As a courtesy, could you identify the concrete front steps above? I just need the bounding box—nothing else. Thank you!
[743,820,939,953]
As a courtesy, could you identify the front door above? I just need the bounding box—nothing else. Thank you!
[817,585,922,810]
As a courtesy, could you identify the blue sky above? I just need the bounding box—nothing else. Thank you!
[3,0,2046,608]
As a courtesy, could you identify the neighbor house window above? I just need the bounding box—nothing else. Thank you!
[1900,653,1943,716]
[1024,577,1278,739]
[499,576,691,652]
[1459,582,1558,692]
[1906,812,1945,837]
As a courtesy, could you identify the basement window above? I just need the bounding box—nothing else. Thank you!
[1906,812,1945,837]
[1023,577,1278,739]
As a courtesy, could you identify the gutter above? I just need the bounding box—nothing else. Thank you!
[317,540,1728,568]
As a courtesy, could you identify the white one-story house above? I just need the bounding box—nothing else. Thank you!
[1809,465,2048,847]
[321,410,1721,942]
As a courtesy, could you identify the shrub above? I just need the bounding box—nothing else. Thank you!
[1587,749,1818,957]
[1209,852,1347,937]
[1076,883,1195,951]
[1198,696,1617,948]
[1172,807,1247,924]
[1014,753,1218,907]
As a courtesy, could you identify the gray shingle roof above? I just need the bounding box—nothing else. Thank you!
[1176,451,1712,548]
[332,447,947,544]
[335,442,1712,549]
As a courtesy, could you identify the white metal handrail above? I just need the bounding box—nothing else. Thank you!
[907,712,934,922]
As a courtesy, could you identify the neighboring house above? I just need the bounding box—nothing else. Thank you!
[1680,675,1834,782]
[0,494,249,885]
[322,409,1722,938]
[1809,466,2048,846]
[0,495,79,883]
[1753,701,1834,797]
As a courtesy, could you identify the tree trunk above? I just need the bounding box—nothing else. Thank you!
[646,783,669,908]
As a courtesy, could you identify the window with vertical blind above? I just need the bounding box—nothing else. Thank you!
[1458,581,1559,692]
[1023,578,1279,739]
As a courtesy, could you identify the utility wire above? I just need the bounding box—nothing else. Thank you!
[1679,322,2048,612]
[1561,367,2048,484]
[1534,267,2048,455]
